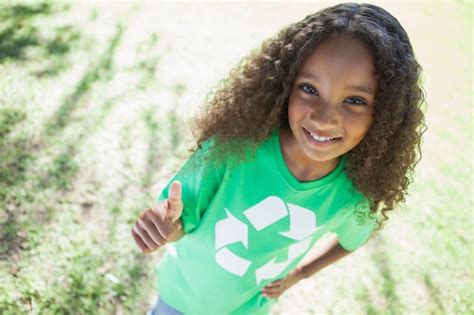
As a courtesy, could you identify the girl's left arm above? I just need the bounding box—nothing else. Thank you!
[262,236,351,298]
[297,236,351,279]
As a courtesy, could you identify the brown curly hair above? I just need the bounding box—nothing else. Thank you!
[186,3,426,230]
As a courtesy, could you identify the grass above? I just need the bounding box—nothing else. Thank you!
[0,1,472,314]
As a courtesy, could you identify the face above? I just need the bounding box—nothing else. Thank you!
[286,35,377,167]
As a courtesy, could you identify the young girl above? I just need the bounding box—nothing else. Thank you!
[131,3,425,314]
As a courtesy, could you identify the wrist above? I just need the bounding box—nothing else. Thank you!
[294,265,308,280]
[168,218,185,243]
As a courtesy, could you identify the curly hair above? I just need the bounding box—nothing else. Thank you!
[186,3,426,230]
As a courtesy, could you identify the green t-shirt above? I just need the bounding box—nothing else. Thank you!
[155,129,377,314]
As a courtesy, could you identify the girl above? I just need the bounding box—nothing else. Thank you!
[131,2,425,314]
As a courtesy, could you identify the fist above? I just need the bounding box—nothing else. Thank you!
[131,181,183,253]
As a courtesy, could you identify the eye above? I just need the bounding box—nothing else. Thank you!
[345,97,368,106]
[300,84,318,95]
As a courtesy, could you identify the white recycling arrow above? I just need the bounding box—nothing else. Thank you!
[243,196,288,231]
[215,247,251,277]
[279,203,324,241]
[255,257,292,285]
[215,208,248,250]
[288,237,312,260]
[214,198,324,284]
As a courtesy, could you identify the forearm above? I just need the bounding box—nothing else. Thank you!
[297,236,352,279]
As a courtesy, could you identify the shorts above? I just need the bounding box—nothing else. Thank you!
[146,296,183,315]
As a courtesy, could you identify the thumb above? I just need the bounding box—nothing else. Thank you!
[166,180,183,222]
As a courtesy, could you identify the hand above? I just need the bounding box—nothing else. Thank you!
[261,267,305,299]
[131,180,183,254]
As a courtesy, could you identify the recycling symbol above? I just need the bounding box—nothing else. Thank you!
[214,196,325,285]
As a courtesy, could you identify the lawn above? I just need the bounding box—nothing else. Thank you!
[0,1,472,314]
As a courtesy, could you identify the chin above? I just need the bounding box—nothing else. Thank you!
[303,149,338,163]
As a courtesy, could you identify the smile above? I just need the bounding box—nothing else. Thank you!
[303,127,341,147]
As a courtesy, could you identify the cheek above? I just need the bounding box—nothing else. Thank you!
[287,100,307,123]
[345,113,373,140]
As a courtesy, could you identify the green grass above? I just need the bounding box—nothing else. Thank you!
[0,1,472,314]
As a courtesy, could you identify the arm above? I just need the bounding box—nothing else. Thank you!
[297,236,351,279]
[133,139,226,253]
[263,204,377,297]
[262,236,352,298]
[131,182,185,253]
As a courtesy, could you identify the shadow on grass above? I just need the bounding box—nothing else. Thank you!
[0,24,125,259]
[356,287,380,315]
[0,8,177,313]
[0,22,125,198]
[34,25,82,77]
[0,2,80,72]
[0,109,30,193]
[422,273,445,313]
[141,105,185,189]
[44,23,124,137]
[141,107,163,189]
[362,236,405,314]
[0,3,54,62]
[134,32,161,90]
[39,146,80,191]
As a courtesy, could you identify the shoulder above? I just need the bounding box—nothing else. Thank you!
[337,164,377,223]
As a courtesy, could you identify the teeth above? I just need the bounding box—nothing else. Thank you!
[309,131,334,141]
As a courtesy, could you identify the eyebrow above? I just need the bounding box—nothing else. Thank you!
[299,71,376,95]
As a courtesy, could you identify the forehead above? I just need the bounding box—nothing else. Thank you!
[299,36,377,85]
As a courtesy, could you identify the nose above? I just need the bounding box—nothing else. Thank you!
[309,101,340,127]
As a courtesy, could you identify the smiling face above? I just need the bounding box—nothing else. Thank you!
[283,35,378,173]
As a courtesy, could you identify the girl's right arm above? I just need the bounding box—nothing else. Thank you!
[133,137,227,252]
[131,181,184,253]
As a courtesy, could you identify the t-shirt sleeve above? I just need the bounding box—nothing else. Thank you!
[332,199,378,252]
[155,138,227,234]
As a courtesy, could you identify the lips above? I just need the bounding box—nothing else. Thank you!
[301,127,341,149]
[303,127,341,140]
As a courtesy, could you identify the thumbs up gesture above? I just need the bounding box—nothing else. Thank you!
[131,181,184,253]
